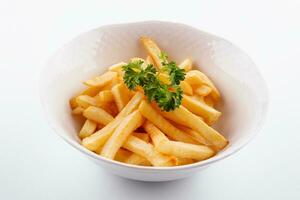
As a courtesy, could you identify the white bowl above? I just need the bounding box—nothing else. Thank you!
[39,21,268,182]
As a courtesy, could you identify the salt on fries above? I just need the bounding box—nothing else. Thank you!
[69,36,228,167]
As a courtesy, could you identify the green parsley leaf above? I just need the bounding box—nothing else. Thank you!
[122,56,185,111]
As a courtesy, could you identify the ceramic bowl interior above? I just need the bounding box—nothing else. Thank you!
[40,21,268,181]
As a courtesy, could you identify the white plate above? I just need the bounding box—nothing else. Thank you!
[39,21,268,181]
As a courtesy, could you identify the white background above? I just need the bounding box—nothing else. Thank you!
[0,0,299,199]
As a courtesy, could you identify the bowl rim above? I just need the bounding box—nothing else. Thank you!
[39,20,269,171]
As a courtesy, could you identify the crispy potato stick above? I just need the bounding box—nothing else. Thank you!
[178,58,192,71]
[180,81,193,95]
[169,106,228,150]
[76,95,100,109]
[82,92,143,151]
[79,119,97,139]
[83,106,114,125]
[72,106,84,115]
[105,103,119,117]
[114,148,132,162]
[95,147,132,162]
[195,85,212,97]
[101,111,144,159]
[69,97,78,109]
[182,95,221,124]
[124,153,151,166]
[132,132,150,142]
[146,55,155,65]
[140,37,163,68]
[123,135,177,167]
[138,101,198,144]
[185,70,220,100]
[176,124,210,146]
[153,103,203,126]
[81,86,102,96]
[111,83,132,112]
[97,123,104,130]
[145,122,214,160]
[177,158,195,165]
[95,90,114,103]
[108,62,127,76]
[204,96,215,107]
[84,71,117,87]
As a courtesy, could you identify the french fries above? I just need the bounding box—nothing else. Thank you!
[140,37,163,68]
[111,83,132,112]
[79,119,97,139]
[83,106,114,125]
[84,71,117,87]
[95,90,114,103]
[70,36,228,167]
[182,95,221,124]
[123,135,177,167]
[164,106,227,150]
[194,85,212,97]
[185,70,220,101]
[178,58,192,71]
[72,106,84,115]
[139,100,198,144]
[145,122,214,160]
[81,92,143,151]
[101,110,144,159]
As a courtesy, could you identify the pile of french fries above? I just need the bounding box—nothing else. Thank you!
[69,37,228,167]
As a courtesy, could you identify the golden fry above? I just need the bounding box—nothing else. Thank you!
[81,92,144,151]
[101,110,144,159]
[84,71,117,87]
[139,101,198,144]
[83,106,114,125]
[79,119,97,139]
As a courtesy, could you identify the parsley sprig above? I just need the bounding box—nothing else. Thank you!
[122,53,185,111]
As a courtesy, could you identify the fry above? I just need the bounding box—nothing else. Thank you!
[82,92,143,151]
[69,97,78,109]
[140,37,163,68]
[178,58,192,71]
[204,96,215,107]
[195,85,212,96]
[180,81,193,95]
[108,62,127,76]
[84,71,117,87]
[165,106,228,150]
[131,132,150,142]
[146,55,155,65]
[95,147,132,162]
[176,124,210,146]
[95,90,114,103]
[111,83,132,112]
[114,148,132,162]
[79,119,97,139]
[177,158,195,165]
[81,86,102,96]
[123,135,177,167]
[145,122,214,160]
[153,103,203,126]
[76,95,99,109]
[83,106,114,125]
[72,106,84,115]
[182,95,221,124]
[185,70,220,100]
[124,153,151,166]
[138,101,198,144]
[101,110,144,159]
